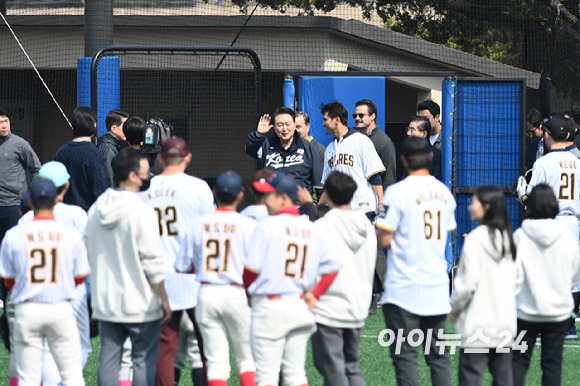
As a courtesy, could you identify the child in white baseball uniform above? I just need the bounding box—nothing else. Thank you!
[176,170,257,386]
[0,177,90,386]
[18,161,91,386]
[139,137,215,386]
[450,186,522,386]
[376,137,456,386]
[311,171,377,386]
[243,173,343,386]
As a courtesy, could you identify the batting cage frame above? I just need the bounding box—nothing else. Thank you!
[86,45,262,188]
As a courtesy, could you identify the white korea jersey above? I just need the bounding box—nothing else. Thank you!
[527,149,580,218]
[0,219,91,304]
[322,129,385,213]
[19,202,87,233]
[175,209,256,285]
[376,175,456,316]
[245,212,342,296]
[140,173,215,272]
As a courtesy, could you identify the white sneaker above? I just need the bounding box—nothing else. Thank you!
[0,299,3,309]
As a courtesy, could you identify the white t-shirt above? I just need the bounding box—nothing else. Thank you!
[245,212,342,296]
[322,130,385,213]
[0,219,91,304]
[377,175,456,315]
[176,209,256,286]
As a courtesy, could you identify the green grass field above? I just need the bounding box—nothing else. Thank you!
[1,309,578,385]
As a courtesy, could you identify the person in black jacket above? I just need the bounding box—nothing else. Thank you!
[405,116,442,181]
[96,109,129,187]
[525,108,544,172]
[245,107,323,198]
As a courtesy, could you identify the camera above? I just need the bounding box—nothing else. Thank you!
[142,118,172,154]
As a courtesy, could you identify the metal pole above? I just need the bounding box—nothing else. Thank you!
[85,0,113,58]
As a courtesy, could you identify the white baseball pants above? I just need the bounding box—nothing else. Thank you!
[250,295,316,386]
[196,284,255,383]
[14,301,84,386]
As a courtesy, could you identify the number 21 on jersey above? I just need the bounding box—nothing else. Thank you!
[284,242,308,279]
[204,238,230,274]
[559,172,576,200]
[29,248,58,284]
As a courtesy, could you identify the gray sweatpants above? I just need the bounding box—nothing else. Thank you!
[97,319,162,386]
[311,323,365,386]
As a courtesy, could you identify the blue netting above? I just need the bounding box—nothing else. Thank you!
[455,82,521,188]
[453,80,523,261]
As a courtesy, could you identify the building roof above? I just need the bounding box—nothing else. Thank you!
[5,14,540,88]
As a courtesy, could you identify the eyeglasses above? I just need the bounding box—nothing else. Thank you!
[405,127,424,133]
[352,113,369,119]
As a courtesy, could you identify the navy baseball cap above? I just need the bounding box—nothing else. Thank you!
[29,177,57,206]
[215,170,243,201]
[253,173,299,203]
[543,117,570,141]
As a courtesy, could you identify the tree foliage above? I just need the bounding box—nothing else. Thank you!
[230,0,580,97]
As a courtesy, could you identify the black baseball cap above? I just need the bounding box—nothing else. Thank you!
[215,170,243,201]
[29,177,57,206]
[253,172,299,203]
[543,117,570,141]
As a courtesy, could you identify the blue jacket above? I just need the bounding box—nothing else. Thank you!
[245,130,323,195]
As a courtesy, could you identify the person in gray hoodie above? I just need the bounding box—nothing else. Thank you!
[512,184,580,386]
[84,148,172,386]
[309,171,377,386]
[450,186,522,386]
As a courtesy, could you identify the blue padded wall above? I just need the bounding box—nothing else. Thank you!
[77,56,120,136]
[297,76,386,147]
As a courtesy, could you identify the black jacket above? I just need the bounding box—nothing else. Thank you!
[96,133,124,187]
[245,130,323,195]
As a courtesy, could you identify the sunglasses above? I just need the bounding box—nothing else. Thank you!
[352,113,369,119]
